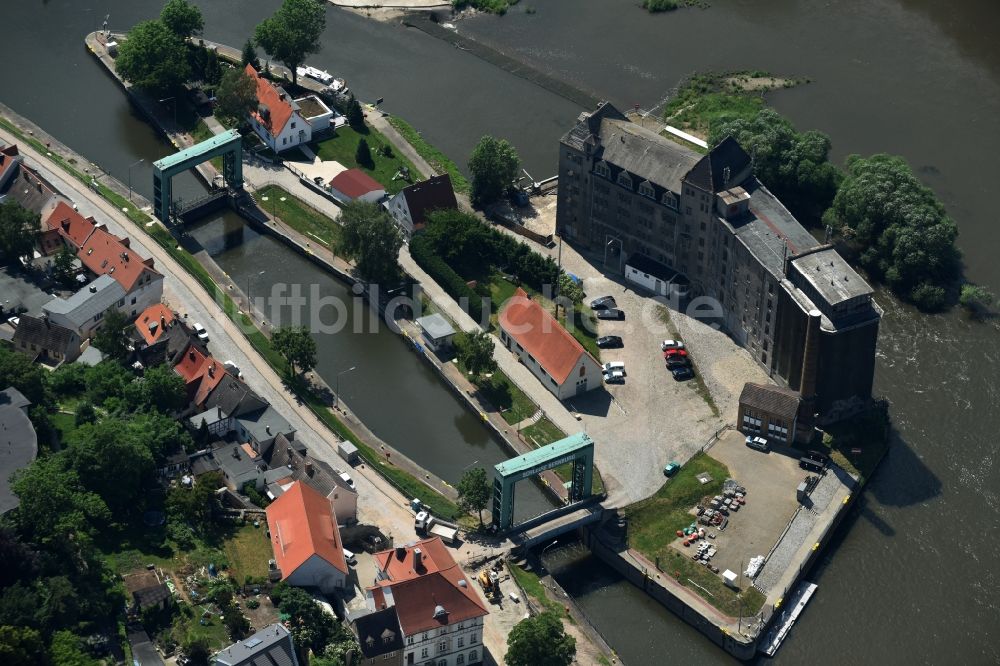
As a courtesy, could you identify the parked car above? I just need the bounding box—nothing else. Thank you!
[342,548,357,566]
[665,356,691,369]
[6,316,19,328]
[745,436,770,452]
[800,457,824,473]
[597,335,623,349]
[671,366,695,381]
[663,348,688,358]
[338,471,355,489]
[193,322,209,341]
[590,296,617,310]
[595,308,624,320]
[603,369,625,384]
[660,339,685,351]
[602,361,625,374]
[663,462,681,477]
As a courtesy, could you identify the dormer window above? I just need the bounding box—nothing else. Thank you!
[593,161,610,179]
[617,171,632,189]
[638,181,655,198]
[662,192,679,210]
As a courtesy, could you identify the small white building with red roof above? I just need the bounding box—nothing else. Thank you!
[365,537,488,666]
[266,481,349,594]
[498,288,602,400]
[329,168,386,204]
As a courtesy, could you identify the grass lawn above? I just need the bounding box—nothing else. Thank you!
[459,363,537,426]
[312,125,422,195]
[509,563,567,617]
[386,115,471,194]
[624,453,730,557]
[256,184,342,249]
[661,73,766,137]
[661,548,766,617]
[814,405,891,483]
[223,523,273,583]
[559,304,601,360]
[51,411,78,442]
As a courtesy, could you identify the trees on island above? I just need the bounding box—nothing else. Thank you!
[468,135,521,207]
[254,0,327,85]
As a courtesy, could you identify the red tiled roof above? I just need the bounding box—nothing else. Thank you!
[173,343,227,406]
[330,169,384,199]
[78,226,160,292]
[44,201,96,250]
[134,303,175,346]
[245,65,294,136]
[498,288,594,384]
[369,537,488,635]
[266,481,348,578]
[0,144,20,183]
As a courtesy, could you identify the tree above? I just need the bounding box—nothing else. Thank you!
[51,244,78,288]
[126,411,193,463]
[823,153,960,309]
[166,471,222,533]
[557,273,584,305]
[456,467,490,526]
[710,108,841,221]
[254,0,327,85]
[74,402,97,427]
[468,135,520,207]
[338,201,403,285]
[215,67,258,124]
[960,284,994,314]
[272,326,317,376]
[270,584,338,657]
[115,19,191,93]
[0,345,50,405]
[48,631,99,666]
[0,201,39,267]
[68,420,156,515]
[83,360,133,405]
[204,48,223,86]
[160,0,204,38]
[355,137,374,169]
[0,625,46,666]
[92,308,133,361]
[456,331,496,379]
[241,39,260,69]
[11,456,111,545]
[506,611,576,666]
[125,363,188,413]
[345,95,365,132]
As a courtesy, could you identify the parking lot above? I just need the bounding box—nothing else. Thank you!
[556,246,771,506]
[669,430,805,580]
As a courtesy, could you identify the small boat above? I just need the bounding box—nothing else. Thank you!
[296,65,334,85]
[326,78,349,96]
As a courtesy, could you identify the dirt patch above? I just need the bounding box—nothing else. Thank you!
[723,76,800,92]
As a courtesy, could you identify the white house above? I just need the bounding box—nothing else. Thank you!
[42,274,127,339]
[246,65,312,153]
[265,481,349,594]
[624,253,689,299]
[385,174,458,236]
[367,538,488,666]
[498,288,603,400]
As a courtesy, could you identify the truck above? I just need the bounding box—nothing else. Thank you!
[337,441,359,465]
[429,523,458,546]
[414,512,459,545]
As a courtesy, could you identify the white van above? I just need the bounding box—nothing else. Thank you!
[602,361,626,374]
[342,548,357,566]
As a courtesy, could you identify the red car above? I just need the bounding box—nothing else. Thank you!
[663,348,688,358]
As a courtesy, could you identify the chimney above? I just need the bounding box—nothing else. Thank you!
[265,425,271,435]
[89,285,97,293]
[208,363,215,377]
[217,406,222,419]
[160,315,166,329]
[305,461,313,476]
[414,548,422,569]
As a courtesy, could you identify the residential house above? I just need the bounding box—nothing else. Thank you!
[0,158,62,223]
[245,64,334,153]
[133,303,176,347]
[41,200,97,255]
[557,102,881,422]
[132,309,199,369]
[42,274,126,339]
[11,313,81,364]
[77,225,163,318]
[123,570,172,615]
[265,481,349,594]
[173,344,227,408]
[188,372,296,455]
[385,174,458,236]
[366,537,488,666]
[352,606,404,666]
[126,627,164,666]
[498,288,602,400]
[0,143,22,193]
[211,441,270,491]
[0,387,38,514]
[214,623,300,666]
[265,434,358,524]
[329,168,386,204]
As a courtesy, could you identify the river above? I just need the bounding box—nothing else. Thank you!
[3,0,999,663]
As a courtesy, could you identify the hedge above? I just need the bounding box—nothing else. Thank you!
[410,234,484,324]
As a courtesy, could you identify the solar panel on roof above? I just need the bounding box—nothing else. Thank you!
[243,637,263,648]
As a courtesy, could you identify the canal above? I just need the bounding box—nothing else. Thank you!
[2,0,999,662]
[185,212,554,523]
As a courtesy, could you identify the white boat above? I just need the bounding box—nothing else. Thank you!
[326,78,349,96]
[295,65,334,85]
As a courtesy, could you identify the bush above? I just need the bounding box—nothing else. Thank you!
[959,284,994,313]
[410,235,484,324]
[643,0,679,10]
[910,283,946,312]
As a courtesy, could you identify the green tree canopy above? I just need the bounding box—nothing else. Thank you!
[338,201,403,285]
[254,0,326,85]
[126,411,194,463]
[125,363,188,413]
[0,201,39,267]
[160,0,204,38]
[11,456,111,545]
[83,360,134,405]
[557,273,584,305]
[456,331,497,379]
[115,19,191,93]
[710,108,841,221]
[241,38,260,69]
[823,153,960,310]
[166,471,223,533]
[51,244,78,289]
[506,611,576,666]
[456,467,490,526]
[215,67,258,124]
[0,625,46,666]
[345,95,365,131]
[468,135,521,207]
[92,308,133,362]
[272,325,317,376]
[355,137,374,169]
[67,419,156,515]
[0,345,50,405]
[48,630,100,666]
[270,584,339,657]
